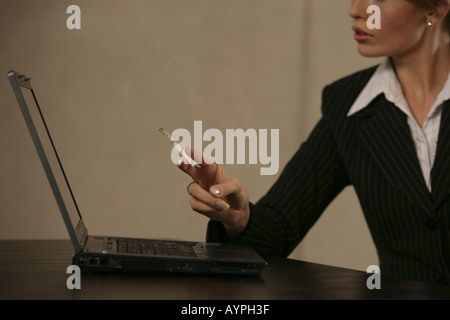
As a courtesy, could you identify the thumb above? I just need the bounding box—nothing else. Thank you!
[209,179,240,198]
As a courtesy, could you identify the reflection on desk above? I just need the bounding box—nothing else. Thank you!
[0,240,449,300]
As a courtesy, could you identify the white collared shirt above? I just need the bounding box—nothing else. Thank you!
[347,58,450,192]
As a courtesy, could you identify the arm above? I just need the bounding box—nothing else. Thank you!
[179,86,351,257]
[206,115,351,257]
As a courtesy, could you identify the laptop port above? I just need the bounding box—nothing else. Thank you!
[175,263,187,270]
[88,257,100,266]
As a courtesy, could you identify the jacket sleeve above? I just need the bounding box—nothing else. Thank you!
[206,90,351,258]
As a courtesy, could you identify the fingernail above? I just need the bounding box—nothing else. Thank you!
[216,201,230,211]
[177,158,184,166]
[210,187,221,196]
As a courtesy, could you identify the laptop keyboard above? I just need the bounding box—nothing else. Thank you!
[106,238,207,257]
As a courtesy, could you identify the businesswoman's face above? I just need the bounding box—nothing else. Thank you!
[349,0,430,58]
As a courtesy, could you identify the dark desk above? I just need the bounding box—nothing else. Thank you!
[0,240,449,300]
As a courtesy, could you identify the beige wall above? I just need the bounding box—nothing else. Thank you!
[0,0,381,271]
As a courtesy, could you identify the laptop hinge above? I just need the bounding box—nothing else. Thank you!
[11,71,32,89]
[74,219,89,253]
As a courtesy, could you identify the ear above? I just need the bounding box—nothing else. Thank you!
[425,1,449,30]
[431,0,450,22]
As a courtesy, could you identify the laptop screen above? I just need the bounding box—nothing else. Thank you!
[8,71,87,251]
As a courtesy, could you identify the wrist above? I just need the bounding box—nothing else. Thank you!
[223,203,250,240]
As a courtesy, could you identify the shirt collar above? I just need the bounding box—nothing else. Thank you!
[347,58,450,118]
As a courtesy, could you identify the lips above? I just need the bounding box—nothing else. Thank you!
[352,27,373,42]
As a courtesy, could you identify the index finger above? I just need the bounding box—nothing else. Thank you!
[185,145,216,167]
[177,146,216,181]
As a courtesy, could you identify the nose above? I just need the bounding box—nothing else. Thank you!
[349,0,367,20]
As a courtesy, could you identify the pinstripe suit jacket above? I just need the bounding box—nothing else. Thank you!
[207,66,450,285]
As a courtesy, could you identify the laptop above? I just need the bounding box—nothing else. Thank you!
[7,70,267,275]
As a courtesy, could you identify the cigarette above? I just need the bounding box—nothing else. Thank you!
[159,128,200,168]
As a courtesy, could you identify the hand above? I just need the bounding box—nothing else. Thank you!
[177,147,250,238]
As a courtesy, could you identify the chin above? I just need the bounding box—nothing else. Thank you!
[356,45,386,58]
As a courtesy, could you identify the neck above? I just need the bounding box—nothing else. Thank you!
[392,33,450,92]
[390,30,450,126]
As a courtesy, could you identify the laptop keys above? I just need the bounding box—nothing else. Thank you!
[165,242,182,256]
[193,243,208,258]
[127,239,140,254]
[118,239,127,253]
[139,240,154,255]
[110,238,202,257]
[178,242,198,257]
[152,241,168,255]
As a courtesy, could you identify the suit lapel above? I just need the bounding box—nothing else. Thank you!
[353,96,434,216]
[431,100,450,210]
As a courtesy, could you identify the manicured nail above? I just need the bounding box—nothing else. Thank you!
[210,187,221,196]
[216,201,230,211]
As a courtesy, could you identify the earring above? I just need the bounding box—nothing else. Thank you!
[427,21,433,30]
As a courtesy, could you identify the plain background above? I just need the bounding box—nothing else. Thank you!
[0,0,382,271]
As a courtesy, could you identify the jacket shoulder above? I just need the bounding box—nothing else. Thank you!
[321,65,378,117]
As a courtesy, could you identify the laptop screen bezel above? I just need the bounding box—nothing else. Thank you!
[8,70,87,252]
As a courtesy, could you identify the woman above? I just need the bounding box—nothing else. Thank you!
[178,0,450,285]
